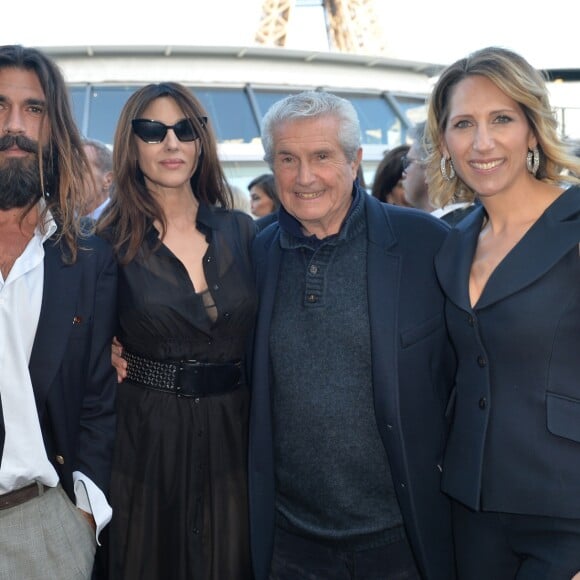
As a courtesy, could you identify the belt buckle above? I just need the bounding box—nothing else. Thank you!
[175,360,201,397]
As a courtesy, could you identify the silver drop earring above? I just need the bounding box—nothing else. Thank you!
[440,156,455,181]
[526,147,540,176]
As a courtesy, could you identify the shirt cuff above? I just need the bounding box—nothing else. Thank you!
[73,471,112,546]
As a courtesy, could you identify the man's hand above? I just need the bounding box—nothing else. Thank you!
[111,336,127,383]
[78,508,96,532]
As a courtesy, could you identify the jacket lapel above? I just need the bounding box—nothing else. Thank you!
[435,206,484,312]
[476,186,580,309]
[436,186,580,312]
[29,240,81,409]
[365,196,400,409]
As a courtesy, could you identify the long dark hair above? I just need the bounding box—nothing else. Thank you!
[247,173,280,210]
[97,82,232,263]
[0,45,91,261]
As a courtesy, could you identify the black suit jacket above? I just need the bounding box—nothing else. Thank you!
[0,232,117,500]
[436,186,580,517]
[249,193,456,580]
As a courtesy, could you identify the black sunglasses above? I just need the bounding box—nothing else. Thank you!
[131,117,207,144]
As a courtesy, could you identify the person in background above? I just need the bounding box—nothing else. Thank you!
[248,172,280,218]
[248,172,280,231]
[82,138,113,220]
[426,46,580,579]
[402,121,433,212]
[0,45,117,579]
[404,121,476,225]
[371,143,411,206]
[249,91,456,580]
[99,82,257,580]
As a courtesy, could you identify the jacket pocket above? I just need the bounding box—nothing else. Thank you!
[546,391,580,443]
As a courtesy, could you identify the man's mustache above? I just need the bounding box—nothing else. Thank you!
[0,134,39,154]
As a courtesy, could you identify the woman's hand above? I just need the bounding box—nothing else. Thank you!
[111,336,127,383]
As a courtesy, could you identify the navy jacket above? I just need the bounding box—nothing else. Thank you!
[0,232,118,500]
[249,192,456,580]
[436,185,580,518]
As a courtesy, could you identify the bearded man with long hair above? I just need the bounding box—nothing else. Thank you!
[0,45,117,580]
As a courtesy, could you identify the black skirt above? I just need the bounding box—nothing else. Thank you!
[108,380,253,580]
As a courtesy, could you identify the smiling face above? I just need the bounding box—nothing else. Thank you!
[135,96,201,196]
[272,114,361,239]
[441,75,537,200]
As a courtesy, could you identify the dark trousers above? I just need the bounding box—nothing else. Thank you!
[269,526,420,580]
[452,500,580,580]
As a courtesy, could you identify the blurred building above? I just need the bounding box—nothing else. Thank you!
[48,44,443,189]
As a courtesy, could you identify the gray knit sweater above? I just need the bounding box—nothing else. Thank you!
[270,190,404,550]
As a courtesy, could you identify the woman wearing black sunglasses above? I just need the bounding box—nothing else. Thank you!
[97,83,257,580]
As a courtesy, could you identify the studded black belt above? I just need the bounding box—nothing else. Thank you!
[123,351,243,397]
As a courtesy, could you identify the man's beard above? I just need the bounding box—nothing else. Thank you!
[0,134,53,210]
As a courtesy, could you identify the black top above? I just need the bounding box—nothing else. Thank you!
[117,203,257,363]
[109,203,258,580]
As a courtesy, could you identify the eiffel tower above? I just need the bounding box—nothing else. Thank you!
[254,0,387,56]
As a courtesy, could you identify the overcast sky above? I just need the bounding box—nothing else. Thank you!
[2,0,577,70]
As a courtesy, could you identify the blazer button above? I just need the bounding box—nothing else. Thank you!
[55,455,65,465]
[467,315,475,326]
[479,397,487,410]
[477,355,487,367]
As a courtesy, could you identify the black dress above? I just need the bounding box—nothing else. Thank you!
[108,205,257,580]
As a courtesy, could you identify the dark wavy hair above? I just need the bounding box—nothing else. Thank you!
[0,45,91,261]
[97,82,232,263]
[371,144,410,202]
[247,173,280,211]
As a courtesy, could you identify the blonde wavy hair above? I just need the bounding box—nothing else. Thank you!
[425,46,580,209]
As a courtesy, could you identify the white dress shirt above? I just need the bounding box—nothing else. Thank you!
[0,206,111,541]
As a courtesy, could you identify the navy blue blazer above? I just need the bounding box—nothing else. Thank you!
[435,186,580,518]
[0,232,118,500]
[249,192,456,580]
